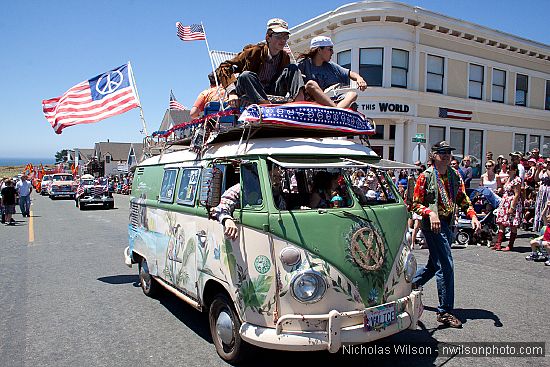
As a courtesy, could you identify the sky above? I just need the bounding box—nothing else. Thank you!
[0,0,548,160]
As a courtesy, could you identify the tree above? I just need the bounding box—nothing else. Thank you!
[55,149,68,163]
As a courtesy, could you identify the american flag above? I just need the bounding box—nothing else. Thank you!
[169,91,187,111]
[42,63,140,134]
[438,107,472,120]
[176,22,206,41]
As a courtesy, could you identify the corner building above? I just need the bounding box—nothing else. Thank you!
[288,1,550,174]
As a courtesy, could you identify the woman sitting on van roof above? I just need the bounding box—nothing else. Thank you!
[298,36,367,109]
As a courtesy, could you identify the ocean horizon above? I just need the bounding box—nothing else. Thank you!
[0,158,56,166]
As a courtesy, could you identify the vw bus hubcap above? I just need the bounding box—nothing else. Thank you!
[216,310,234,345]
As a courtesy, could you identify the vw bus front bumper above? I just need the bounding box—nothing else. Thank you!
[240,290,422,353]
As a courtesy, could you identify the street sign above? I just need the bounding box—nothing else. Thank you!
[412,137,426,143]
[415,133,425,139]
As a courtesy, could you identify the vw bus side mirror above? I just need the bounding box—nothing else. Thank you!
[200,167,223,216]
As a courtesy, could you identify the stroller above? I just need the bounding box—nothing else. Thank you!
[454,187,500,247]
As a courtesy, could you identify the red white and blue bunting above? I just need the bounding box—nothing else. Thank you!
[239,102,375,135]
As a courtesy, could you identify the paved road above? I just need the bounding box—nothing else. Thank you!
[0,194,548,366]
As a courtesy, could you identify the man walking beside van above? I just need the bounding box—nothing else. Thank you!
[411,141,480,328]
[16,174,32,217]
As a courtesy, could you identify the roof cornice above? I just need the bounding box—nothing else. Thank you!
[289,1,550,62]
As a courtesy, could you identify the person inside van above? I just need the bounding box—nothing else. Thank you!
[211,165,288,240]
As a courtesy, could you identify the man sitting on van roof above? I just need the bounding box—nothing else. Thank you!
[215,18,305,107]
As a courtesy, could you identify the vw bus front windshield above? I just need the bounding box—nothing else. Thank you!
[268,162,399,210]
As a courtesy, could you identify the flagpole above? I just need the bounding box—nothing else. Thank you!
[201,22,225,111]
[127,61,149,136]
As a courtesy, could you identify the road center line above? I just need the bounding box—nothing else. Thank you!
[28,210,34,243]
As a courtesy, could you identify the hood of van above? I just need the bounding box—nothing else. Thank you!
[268,205,407,306]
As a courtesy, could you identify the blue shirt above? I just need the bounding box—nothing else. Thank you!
[298,59,350,90]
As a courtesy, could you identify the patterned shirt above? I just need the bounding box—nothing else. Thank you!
[258,51,282,88]
[412,169,476,219]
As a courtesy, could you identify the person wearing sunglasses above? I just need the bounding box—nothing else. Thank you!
[480,159,498,192]
[297,36,367,109]
[216,18,305,107]
[410,141,480,328]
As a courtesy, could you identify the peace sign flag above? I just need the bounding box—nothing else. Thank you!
[42,63,140,134]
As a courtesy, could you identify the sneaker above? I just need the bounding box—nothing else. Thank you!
[526,252,538,261]
[534,253,548,262]
[545,260,550,266]
[436,312,463,328]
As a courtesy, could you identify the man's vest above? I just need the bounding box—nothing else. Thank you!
[421,166,461,229]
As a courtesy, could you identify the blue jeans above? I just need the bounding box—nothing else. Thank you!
[412,219,454,314]
[19,195,31,216]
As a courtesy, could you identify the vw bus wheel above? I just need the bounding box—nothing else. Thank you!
[139,259,157,297]
[209,293,249,363]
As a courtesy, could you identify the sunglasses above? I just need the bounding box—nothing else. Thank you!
[485,164,494,168]
[320,46,334,51]
[435,150,452,155]
[271,33,289,41]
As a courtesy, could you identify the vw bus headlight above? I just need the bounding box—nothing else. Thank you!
[290,270,326,304]
[404,252,417,283]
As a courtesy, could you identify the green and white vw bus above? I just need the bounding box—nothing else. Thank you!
[125,135,422,362]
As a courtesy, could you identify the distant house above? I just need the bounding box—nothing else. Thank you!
[159,108,191,139]
[93,141,133,176]
[127,143,144,170]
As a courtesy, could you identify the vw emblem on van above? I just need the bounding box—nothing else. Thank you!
[350,226,386,272]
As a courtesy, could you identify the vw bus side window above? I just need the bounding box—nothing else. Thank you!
[159,168,178,202]
[241,163,263,207]
[177,168,201,206]
[346,167,397,205]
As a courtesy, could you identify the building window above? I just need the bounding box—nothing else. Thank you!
[492,69,506,103]
[469,64,483,100]
[543,136,550,157]
[514,134,526,153]
[469,130,483,178]
[359,48,383,87]
[429,126,445,148]
[337,50,351,70]
[389,124,396,139]
[391,49,408,88]
[546,80,550,110]
[515,74,528,106]
[528,135,540,152]
[427,55,444,93]
[450,128,465,160]
[372,125,384,139]
[389,147,395,161]
[105,155,111,164]
[371,146,384,158]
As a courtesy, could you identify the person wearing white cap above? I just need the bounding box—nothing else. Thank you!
[215,18,305,107]
[297,36,367,109]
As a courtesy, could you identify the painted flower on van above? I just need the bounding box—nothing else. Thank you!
[368,287,379,306]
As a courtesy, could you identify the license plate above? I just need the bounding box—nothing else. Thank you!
[364,303,396,331]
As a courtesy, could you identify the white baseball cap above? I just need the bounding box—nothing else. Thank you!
[310,36,334,48]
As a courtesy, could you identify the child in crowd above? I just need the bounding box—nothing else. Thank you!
[526,202,550,264]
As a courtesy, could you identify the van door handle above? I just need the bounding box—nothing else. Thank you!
[317,209,328,214]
